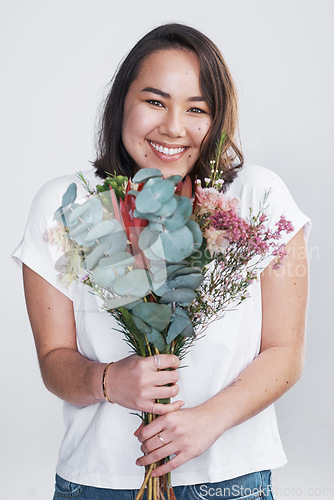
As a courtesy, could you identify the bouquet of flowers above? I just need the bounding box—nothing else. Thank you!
[45,159,293,500]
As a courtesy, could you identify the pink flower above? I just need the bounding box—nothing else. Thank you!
[271,244,288,270]
[195,186,221,214]
[218,194,239,212]
[275,216,294,234]
[205,227,230,256]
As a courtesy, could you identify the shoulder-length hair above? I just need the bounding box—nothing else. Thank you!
[94,23,243,188]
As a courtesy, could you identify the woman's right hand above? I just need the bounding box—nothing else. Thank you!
[106,354,183,414]
[23,265,182,412]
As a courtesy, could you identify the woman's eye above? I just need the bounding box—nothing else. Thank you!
[146,99,164,107]
[189,107,206,114]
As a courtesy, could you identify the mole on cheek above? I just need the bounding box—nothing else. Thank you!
[188,154,191,158]
[198,127,201,131]
[145,154,147,158]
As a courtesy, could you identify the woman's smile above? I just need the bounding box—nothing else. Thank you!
[147,140,188,161]
[122,49,212,178]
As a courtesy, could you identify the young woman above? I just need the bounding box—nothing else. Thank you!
[13,23,310,499]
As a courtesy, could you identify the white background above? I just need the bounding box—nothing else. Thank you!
[1,1,333,498]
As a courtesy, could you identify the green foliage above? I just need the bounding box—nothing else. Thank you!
[166,307,194,344]
[132,168,162,183]
[95,173,128,201]
[62,183,77,207]
[131,303,172,331]
[53,168,207,359]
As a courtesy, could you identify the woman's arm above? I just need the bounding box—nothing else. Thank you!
[135,228,309,476]
[23,264,183,413]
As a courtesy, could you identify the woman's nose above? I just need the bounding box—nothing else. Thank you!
[158,109,186,138]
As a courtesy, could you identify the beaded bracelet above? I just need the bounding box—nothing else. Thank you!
[102,362,114,404]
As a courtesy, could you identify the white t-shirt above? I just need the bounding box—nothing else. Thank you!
[12,164,311,489]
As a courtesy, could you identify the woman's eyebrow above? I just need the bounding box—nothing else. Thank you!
[142,87,170,98]
[141,87,206,103]
[188,96,206,103]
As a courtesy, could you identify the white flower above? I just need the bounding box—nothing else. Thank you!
[56,248,84,288]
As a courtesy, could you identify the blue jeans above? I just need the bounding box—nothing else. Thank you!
[53,470,274,499]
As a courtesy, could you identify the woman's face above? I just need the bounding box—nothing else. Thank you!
[122,49,212,178]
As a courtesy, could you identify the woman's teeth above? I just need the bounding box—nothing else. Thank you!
[149,141,186,156]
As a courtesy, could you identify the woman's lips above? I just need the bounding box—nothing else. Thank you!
[147,140,189,162]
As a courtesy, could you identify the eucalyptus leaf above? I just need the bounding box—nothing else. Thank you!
[143,177,163,189]
[132,303,172,331]
[82,218,127,256]
[164,196,192,232]
[166,175,182,185]
[150,261,167,275]
[150,274,168,296]
[166,264,187,276]
[159,288,196,304]
[139,227,165,262]
[133,316,152,335]
[173,306,190,319]
[178,322,195,338]
[92,264,120,288]
[168,266,202,279]
[102,230,128,256]
[152,197,177,218]
[133,209,158,223]
[133,168,162,183]
[166,313,192,344]
[136,189,162,213]
[186,219,203,250]
[168,273,204,290]
[151,179,175,203]
[153,281,173,297]
[83,243,109,269]
[138,226,158,251]
[54,204,80,227]
[143,245,166,262]
[149,222,164,233]
[84,220,124,244]
[152,226,194,262]
[68,197,103,227]
[62,183,77,207]
[126,190,138,197]
[105,296,142,310]
[151,267,167,284]
[99,251,135,269]
[68,222,92,246]
[122,298,144,310]
[146,328,166,351]
[113,269,151,297]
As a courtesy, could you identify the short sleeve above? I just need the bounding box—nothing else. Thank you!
[227,164,311,271]
[11,170,96,300]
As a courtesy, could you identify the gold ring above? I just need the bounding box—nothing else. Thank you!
[158,432,165,444]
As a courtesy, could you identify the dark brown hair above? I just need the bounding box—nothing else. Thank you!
[94,23,243,188]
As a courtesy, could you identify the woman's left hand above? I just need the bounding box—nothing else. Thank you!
[134,406,219,476]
